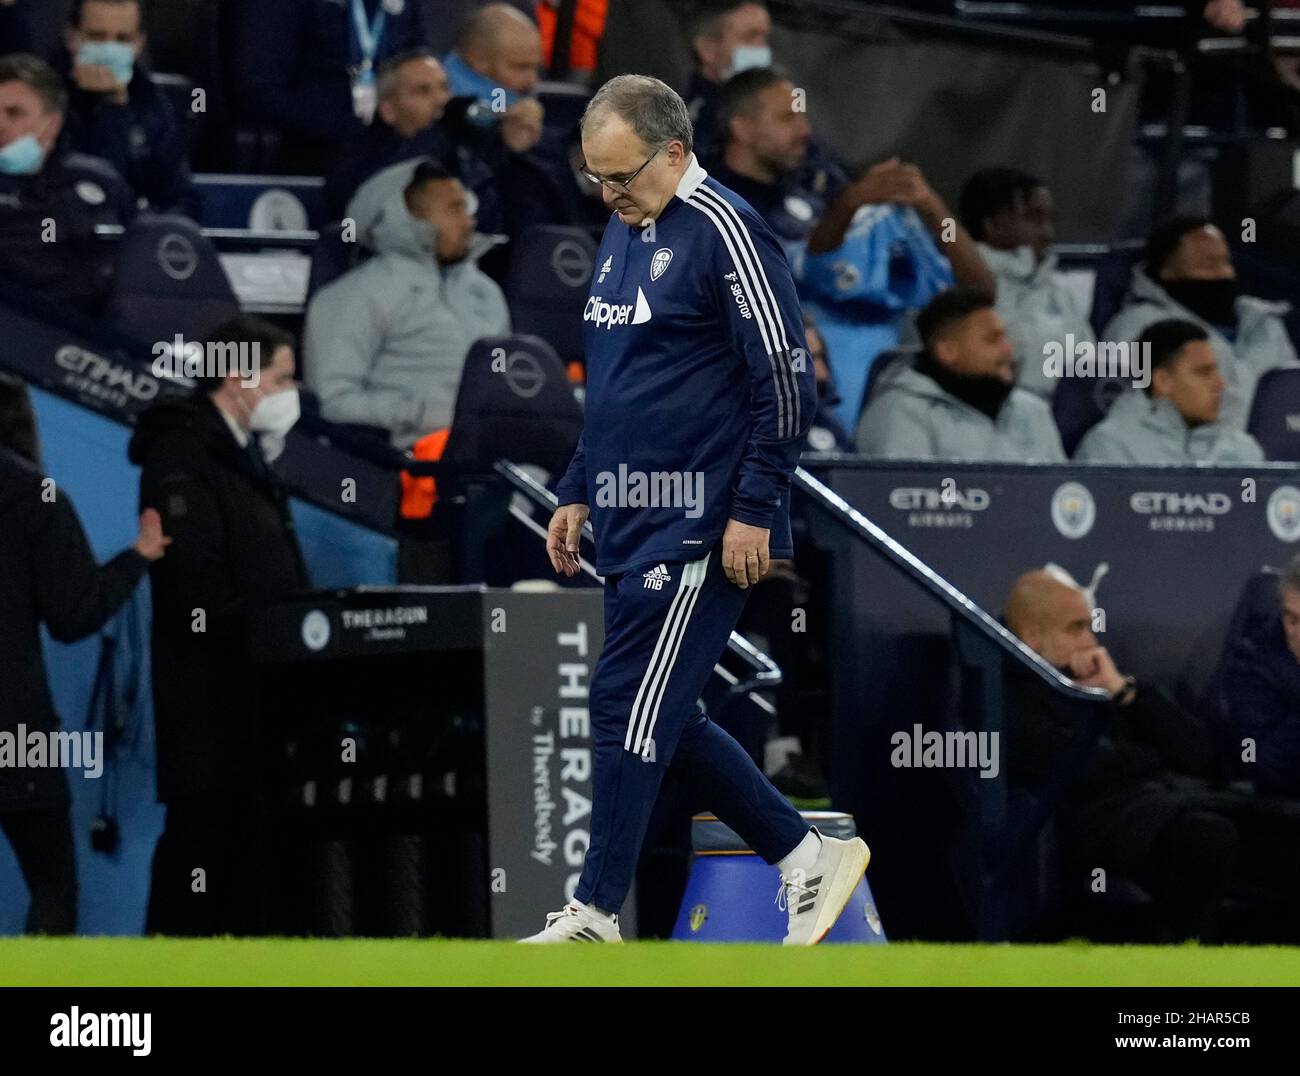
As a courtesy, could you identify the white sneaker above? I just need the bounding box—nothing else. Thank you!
[776,830,871,946]
[518,901,623,943]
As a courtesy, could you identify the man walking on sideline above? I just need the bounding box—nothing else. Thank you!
[522,74,869,946]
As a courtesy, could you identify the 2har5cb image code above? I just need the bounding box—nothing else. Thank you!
[1115,1011,1251,1051]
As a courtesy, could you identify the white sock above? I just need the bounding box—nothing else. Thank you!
[777,828,822,877]
[579,901,615,920]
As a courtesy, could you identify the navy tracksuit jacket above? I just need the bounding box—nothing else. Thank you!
[554,156,815,916]
[555,156,813,575]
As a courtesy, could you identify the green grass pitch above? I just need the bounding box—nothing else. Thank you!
[3,938,1300,986]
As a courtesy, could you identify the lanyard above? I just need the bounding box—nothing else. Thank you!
[350,0,388,85]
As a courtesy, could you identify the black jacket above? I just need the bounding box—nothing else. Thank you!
[323,120,456,219]
[324,107,573,240]
[128,395,308,802]
[0,447,147,812]
[1006,666,1221,866]
[1221,622,1300,796]
[61,65,199,216]
[0,149,137,313]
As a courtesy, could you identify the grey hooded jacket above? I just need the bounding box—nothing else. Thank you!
[855,358,1066,462]
[1074,390,1266,465]
[304,160,510,449]
[980,242,1095,401]
[1102,267,1296,430]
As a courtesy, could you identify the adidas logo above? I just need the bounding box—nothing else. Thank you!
[643,563,671,590]
[597,255,613,284]
[796,875,822,915]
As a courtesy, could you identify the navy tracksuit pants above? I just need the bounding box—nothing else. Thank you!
[573,545,811,914]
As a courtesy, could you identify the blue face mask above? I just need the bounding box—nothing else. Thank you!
[76,40,136,86]
[0,134,45,176]
[725,44,772,78]
[442,51,522,112]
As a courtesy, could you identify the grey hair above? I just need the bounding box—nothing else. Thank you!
[581,74,693,156]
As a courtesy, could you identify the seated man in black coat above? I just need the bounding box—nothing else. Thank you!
[129,314,309,936]
[1004,567,1300,942]
[0,52,136,312]
[59,0,197,215]
[1222,556,1300,797]
[324,48,454,217]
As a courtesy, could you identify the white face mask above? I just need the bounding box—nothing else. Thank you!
[248,386,300,437]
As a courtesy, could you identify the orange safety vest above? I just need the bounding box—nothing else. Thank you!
[399,426,451,519]
[536,0,608,73]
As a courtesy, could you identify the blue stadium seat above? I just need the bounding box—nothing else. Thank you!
[1247,370,1300,463]
[107,213,239,344]
[442,334,584,477]
[1053,374,1131,457]
[503,225,597,366]
[1088,244,1144,336]
[306,220,364,302]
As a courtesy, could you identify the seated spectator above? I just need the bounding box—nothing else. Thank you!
[685,1,771,163]
[325,44,569,247]
[1004,567,1300,943]
[324,48,453,217]
[710,65,844,249]
[1104,215,1298,429]
[231,0,426,173]
[1221,555,1300,797]
[441,4,544,157]
[958,167,1094,401]
[438,6,587,246]
[305,160,509,449]
[59,0,196,215]
[0,52,136,311]
[711,66,992,429]
[1075,319,1264,464]
[855,288,1065,462]
[802,162,992,431]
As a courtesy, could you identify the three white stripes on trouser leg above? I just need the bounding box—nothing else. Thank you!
[625,553,711,758]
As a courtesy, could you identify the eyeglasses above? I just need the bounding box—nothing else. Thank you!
[580,146,662,194]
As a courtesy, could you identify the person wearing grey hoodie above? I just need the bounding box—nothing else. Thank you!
[1103,216,1297,430]
[959,168,1095,402]
[855,287,1066,462]
[305,157,510,449]
[1075,319,1265,465]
